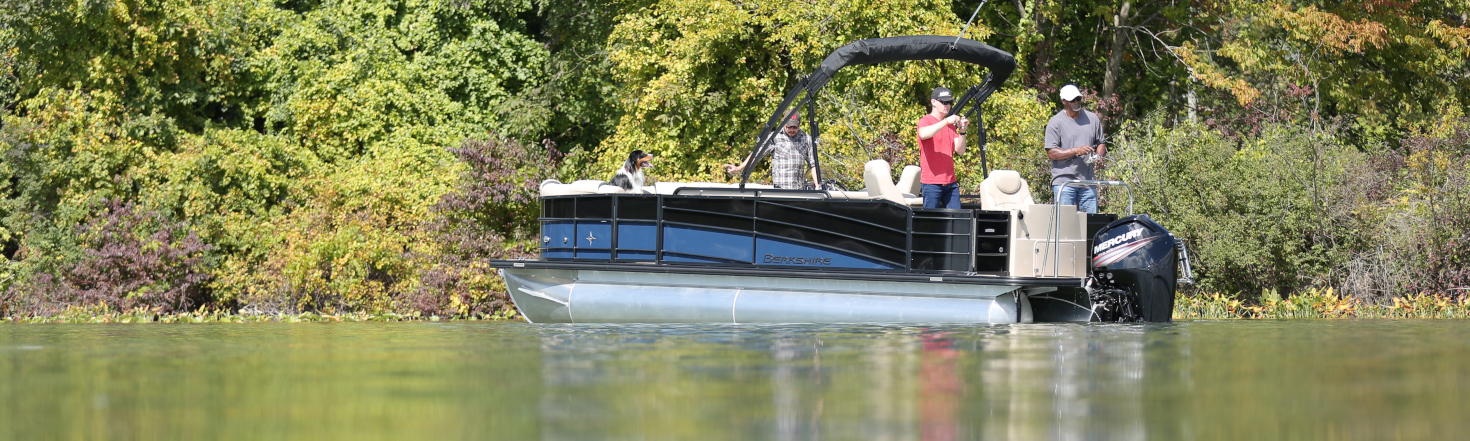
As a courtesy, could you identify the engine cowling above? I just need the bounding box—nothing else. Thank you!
[1090,214,1178,323]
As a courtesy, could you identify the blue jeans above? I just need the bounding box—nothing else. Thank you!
[922,182,961,209]
[1053,184,1098,213]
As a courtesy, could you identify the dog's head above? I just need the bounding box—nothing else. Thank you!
[625,150,655,171]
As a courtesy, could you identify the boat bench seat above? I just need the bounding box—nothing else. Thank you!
[540,179,789,197]
[539,179,644,196]
[863,160,924,206]
[540,167,925,203]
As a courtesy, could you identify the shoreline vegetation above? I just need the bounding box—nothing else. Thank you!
[7,290,1469,322]
[2,0,1467,321]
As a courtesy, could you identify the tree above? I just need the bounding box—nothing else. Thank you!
[597,0,1055,189]
[1172,0,1470,145]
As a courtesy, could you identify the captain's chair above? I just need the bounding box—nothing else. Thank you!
[863,160,923,206]
[978,170,1035,211]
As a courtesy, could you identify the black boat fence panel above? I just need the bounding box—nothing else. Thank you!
[538,194,1010,274]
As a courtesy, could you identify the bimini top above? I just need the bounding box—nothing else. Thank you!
[740,35,1016,186]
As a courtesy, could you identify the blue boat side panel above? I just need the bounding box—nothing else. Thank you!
[575,221,613,251]
[755,236,901,270]
[576,250,612,260]
[616,251,656,261]
[616,222,658,251]
[663,253,741,264]
[543,249,575,259]
[542,221,576,251]
[662,225,754,263]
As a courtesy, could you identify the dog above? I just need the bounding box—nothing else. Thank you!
[610,149,655,192]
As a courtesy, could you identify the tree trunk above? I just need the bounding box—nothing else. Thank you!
[1101,1,1131,111]
[1020,0,1058,90]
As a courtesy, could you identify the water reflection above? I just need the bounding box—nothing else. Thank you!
[532,324,1159,441]
[918,330,960,441]
[4,321,1469,440]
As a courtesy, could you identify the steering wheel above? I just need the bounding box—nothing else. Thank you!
[820,179,848,191]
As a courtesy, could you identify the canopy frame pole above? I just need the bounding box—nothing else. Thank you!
[808,92,823,188]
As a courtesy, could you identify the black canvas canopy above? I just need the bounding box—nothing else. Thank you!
[740,35,1016,187]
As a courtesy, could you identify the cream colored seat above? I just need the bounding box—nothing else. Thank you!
[895,165,922,197]
[863,160,923,206]
[540,179,628,196]
[978,170,1035,211]
[827,190,877,200]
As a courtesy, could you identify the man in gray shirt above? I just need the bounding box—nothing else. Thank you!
[1043,84,1106,213]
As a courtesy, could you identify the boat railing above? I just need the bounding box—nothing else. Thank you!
[539,191,990,272]
[1046,180,1132,277]
[672,186,831,199]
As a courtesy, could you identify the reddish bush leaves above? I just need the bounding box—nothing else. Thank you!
[26,201,214,314]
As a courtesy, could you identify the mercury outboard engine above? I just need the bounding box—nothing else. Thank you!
[1089,214,1179,323]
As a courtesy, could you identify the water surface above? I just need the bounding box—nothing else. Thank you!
[2,320,1466,440]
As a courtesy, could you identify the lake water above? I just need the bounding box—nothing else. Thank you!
[2,320,1467,440]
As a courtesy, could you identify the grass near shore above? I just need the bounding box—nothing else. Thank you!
[1176,289,1470,320]
[2,305,521,323]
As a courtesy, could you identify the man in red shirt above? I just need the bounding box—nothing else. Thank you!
[915,86,970,209]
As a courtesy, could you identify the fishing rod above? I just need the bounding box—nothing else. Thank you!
[946,0,994,177]
[951,0,988,50]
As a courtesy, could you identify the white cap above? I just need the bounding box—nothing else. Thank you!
[1059,84,1082,101]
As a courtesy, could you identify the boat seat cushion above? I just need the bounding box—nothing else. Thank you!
[863,160,923,206]
[828,190,878,200]
[541,179,629,196]
[896,165,922,196]
[979,170,1035,211]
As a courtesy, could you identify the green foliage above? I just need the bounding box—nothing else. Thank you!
[255,0,548,161]
[0,90,156,287]
[507,0,629,150]
[1341,112,1470,297]
[1,0,548,317]
[413,136,564,318]
[144,129,318,306]
[599,0,1008,183]
[955,87,1054,192]
[3,0,1468,319]
[0,0,269,131]
[263,136,460,314]
[1175,0,1470,146]
[1109,114,1361,297]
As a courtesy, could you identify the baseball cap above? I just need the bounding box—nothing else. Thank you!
[783,114,800,127]
[931,86,954,103]
[1059,84,1082,101]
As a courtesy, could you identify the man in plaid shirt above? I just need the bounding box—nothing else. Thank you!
[725,114,818,189]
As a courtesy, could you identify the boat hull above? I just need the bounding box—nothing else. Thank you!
[500,264,1093,324]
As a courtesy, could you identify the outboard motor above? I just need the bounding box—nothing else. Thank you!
[1089,214,1179,323]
